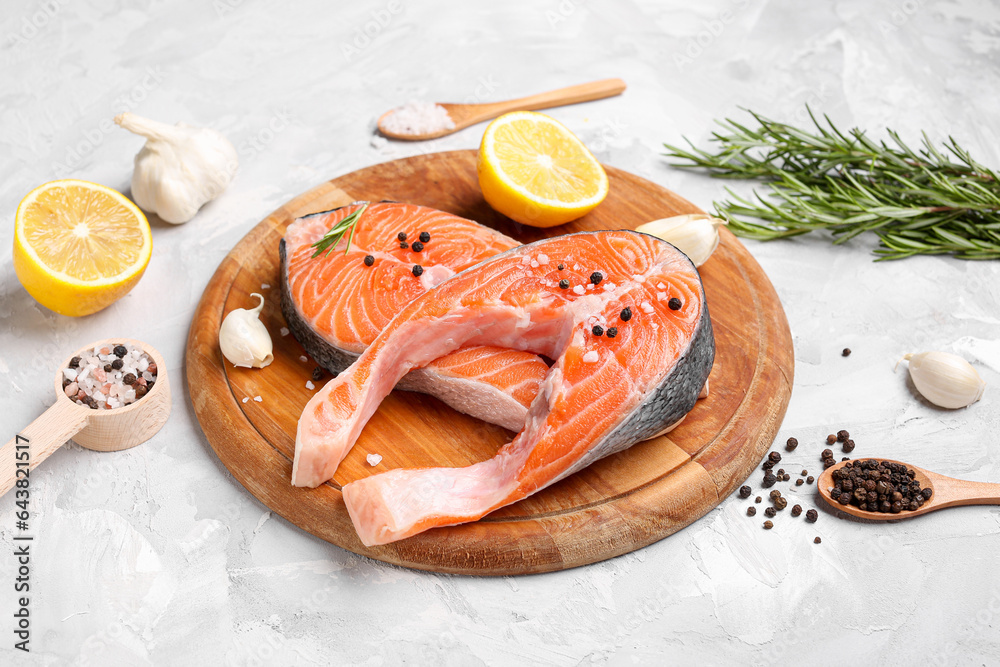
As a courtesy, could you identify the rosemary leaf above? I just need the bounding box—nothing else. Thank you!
[310,203,369,258]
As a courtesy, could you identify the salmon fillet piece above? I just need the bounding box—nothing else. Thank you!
[292,230,715,546]
[280,202,549,431]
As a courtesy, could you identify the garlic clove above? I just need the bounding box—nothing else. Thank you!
[634,214,727,266]
[115,112,238,224]
[219,293,274,369]
[900,351,986,409]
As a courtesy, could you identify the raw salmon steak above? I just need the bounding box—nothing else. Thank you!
[280,201,548,431]
[292,230,715,546]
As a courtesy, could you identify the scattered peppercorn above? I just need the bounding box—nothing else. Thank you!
[791,504,803,517]
[783,473,791,481]
[826,434,836,445]
[768,451,782,464]
[397,232,407,241]
[821,449,833,459]
[69,356,81,368]
[747,506,757,516]
[769,490,782,501]
[606,327,618,338]
[805,509,818,523]
[763,520,774,529]
[762,460,774,471]
[776,468,785,476]
[668,297,682,311]
[762,472,777,488]
[419,231,430,243]
[363,255,375,267]
[590,272,603,285]
[620,307,632,322]
[795,479,804,486]
[113,345,128,358]
[559,279,570,289]
[111,359,123,370]
[311,367,324,382]
[807,476,814,484]
[764,507,777,518]
[411,241,424,252]
[62,377,71,389]
[755,496,762,503]
[843,439,855,453]
[814,536,822,544]
[592,325,604,336]
[842,348,851,357]
[557,263,565,271]
[837,430,850,442]
[739,485,751,499]
[412,265,423,277]
[801,469,808,476]
[400,241,409,249]
[774,497,788,510]
[122,373,137,385]
[104,364,113,372]
[786,437,798,451]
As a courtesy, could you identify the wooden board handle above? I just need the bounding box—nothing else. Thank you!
[0,401,88,498]
[459,78,627,125]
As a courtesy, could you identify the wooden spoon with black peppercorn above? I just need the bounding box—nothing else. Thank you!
[818,459,1000,520]
[0,338,171,498]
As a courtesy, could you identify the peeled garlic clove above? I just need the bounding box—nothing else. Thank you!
[900,351,986,409]
[220,293,274,369]
[634,214,727,266]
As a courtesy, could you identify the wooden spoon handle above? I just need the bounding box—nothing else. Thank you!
[456,78,627,126]
[927,471,1000,509]
[0,401,88,498]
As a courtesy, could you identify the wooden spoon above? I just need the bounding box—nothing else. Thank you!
[818,458,1000,520]
[0,338,171,497]
[377,78,627,141]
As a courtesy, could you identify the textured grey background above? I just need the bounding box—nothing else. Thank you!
[2,0,1000,664]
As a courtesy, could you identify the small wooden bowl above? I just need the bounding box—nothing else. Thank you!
[1,338,171,497]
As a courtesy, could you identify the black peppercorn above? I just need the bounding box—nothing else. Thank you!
[113,345,127,358]
[363,255,375,267]
[807,476,814,484]
[764,507,777,517]
[419,231,430,243]
[777,469,785,476]
[826,434,837,445]
[397,232,407,241]
[592,325,604,336]
[739,485,751,499]
[843,439,855,453]
[311,367,324,382]
[762,472,777,488]
[69,356,81,368]
[620,307,632,321]
[557,264,565,271]
[768,451,782,464]
[837,430,850,443]
[590,272,603,285]
[762,460,774,471]
[763,520,774,530]
[814,536,822,544]
[786,437,798,451]
[769,490,782,501]
[411,241,424,252]
[399,241,409,249]
[746,506,757,516]
[123,373,137,385]
[559,279,570,289]
[791,504,803,517]
[805,509,818,523]
[801,470,808,476]
[774,497,788,510]
[755,496,762,503]
[842,348,851,357]
[795,479,804,486]
[606,327,617,338]
[412,265,423,277]
[668,297,682,311]
[821,449,833,459]
[921,488,932,499]
[111,359,123,370]
[104,364,113,372]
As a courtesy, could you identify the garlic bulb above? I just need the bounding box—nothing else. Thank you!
[115,112,238,224]
[220,293,273,368]
[900,351,986,409]
[635,214,727,266]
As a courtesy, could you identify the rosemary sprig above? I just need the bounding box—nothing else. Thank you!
[310,203,368,258]
[664,109,1000,260]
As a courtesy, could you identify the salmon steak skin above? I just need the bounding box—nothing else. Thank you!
[280,201,549,431]
[291,230,715,546]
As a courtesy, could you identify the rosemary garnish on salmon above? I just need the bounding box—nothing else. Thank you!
[311,203,368,258]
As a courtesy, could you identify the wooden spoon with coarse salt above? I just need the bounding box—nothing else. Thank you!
[377,78,627,141]
[818,458,1000,520]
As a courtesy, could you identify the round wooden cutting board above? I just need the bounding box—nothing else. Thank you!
[186,150,793,575]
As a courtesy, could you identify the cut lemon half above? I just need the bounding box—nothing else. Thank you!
[477,111,609,228]
[13,179,152,317]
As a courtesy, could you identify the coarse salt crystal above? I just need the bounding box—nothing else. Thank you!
[381,101,455,136]
[641,302,654,313]
[573,285,585,295]
[280,327,290,337]
[538,254,549,265]
[306,380,315,390]
[657,282,666,290]
[587,284,594,290]
[254,395,263,402]
[657,291,666,301]
[530,261,539,268]
[138,358,149,372]
[261,283,271,289]
[242,397,249,403]
[603,283,616,292]
[63,368,77,381]
[582,351,599,363]
[366,453,383,466]
[299,355,308,363]
[632,274,645,282]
